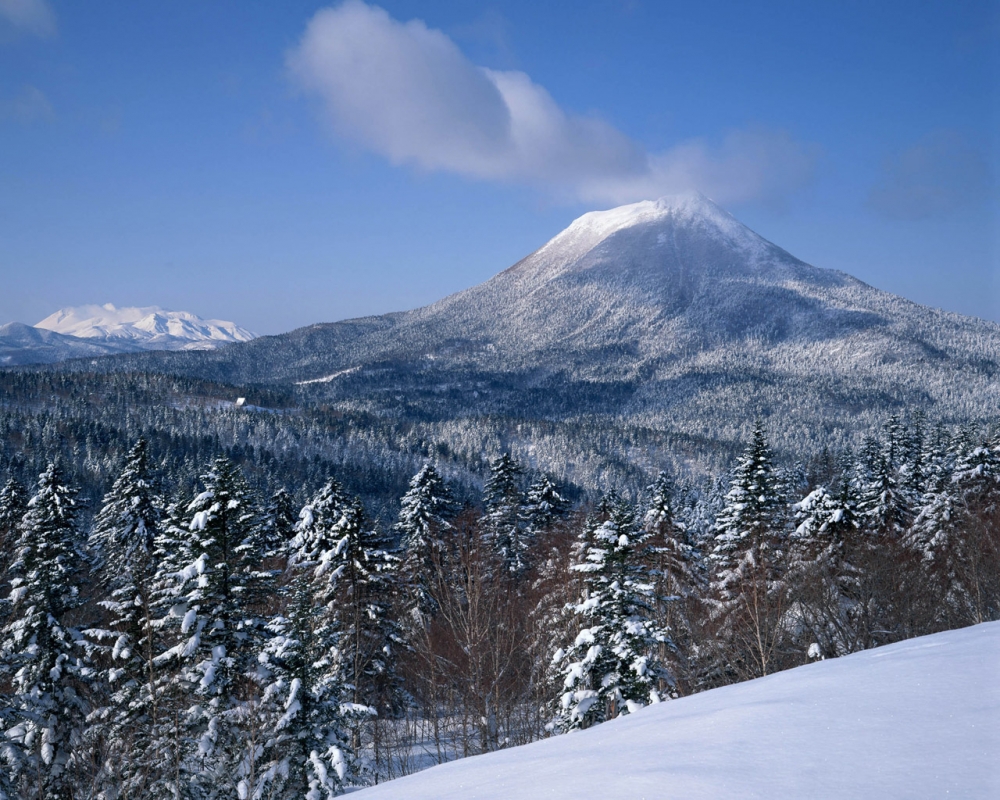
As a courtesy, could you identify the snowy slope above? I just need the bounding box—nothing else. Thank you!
[35,303,256,351]
[353,623,1000,799]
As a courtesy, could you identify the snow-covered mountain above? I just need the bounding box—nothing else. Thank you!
[84,192,999,472]
[0,305,256,366]
[352,622,1000,799]
[35,303,256,351]
[0,322,138,366]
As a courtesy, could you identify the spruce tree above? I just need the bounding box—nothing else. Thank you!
[554,500,668,731]
[0,477,28,631]
[0,477,27,571]
[323,501,402,717]
[293,479,350,565]
[261,486,298,561]
[254,571,366,799]
[395,464,455,617]
[642,472,702,688]
[153,457,263,796]
[483,454,528,575]
[2,463,92,799]
[523,474,567,539]
[86,439,164,797]
[708,423,788,680]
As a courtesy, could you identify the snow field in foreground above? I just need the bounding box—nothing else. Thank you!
[353,622,1000,799]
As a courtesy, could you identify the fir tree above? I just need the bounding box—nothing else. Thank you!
[642,472,702,688]
[0,477,28,631]
[395,464,455,617]
[261,487,298,561]
[85,439,165,797]
[293,479,350,565]
[153,457,264,796]
[254,571,368,799]
[523,474,567,538]
[2,464,92,799]
[554,500,668,731]
[708,423,788,680]
[322,501,402,718]
[483,454,528,575]
[0,477,27,571]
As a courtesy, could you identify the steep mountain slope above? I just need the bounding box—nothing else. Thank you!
[60,194,998,470]
[352,622,1000,800]
[35,303,256,351]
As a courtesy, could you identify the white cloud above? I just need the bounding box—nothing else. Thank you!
[288,1,818,206]
[0,0,56,38]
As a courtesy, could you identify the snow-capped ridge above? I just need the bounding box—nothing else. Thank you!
[36,304,256,351]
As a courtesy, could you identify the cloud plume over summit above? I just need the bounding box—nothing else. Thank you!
[288,1,818,206]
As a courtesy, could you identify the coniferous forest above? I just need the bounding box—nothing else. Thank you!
[1,410,997,797]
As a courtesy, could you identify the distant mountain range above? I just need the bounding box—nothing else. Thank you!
[11,195,1000,480]
[1,304,256,365]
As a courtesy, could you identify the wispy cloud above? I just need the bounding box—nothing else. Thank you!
[4,84,54,123]
[288,1,818,206]
[869,131,994,220]
[0,0,56,38]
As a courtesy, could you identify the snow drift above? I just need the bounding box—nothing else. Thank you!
[353,622,1000,799]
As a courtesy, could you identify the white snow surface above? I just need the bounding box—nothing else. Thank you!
[353,623,1000,799]
[35,303,256,350]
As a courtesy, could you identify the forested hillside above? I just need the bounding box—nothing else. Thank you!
[0,413,996,796]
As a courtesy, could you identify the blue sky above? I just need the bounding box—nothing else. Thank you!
[1,0,997,334]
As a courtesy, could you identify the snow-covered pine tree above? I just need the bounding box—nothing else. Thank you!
[395,464,455,617]
[261,487,298,562]
[85,439,166,797]
[642,472,702,689]
[708,422,788,680]
[909,436,1000,627]
[553,500,668,731]
[254,571,367,799]
[857,450,910,537]
[321,501,402,718]
[1,463,92,798]
[0,477,27,568]
[523,474,567,539]
[787,475,862,658]
[153,456,265,797]
[145,499,197,798]
[293,479,350,565]
[0,477,28,632]
[483,454,529,575]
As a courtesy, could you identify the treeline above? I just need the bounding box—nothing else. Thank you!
[0,414,998,797]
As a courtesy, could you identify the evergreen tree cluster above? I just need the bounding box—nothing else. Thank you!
[0,414,997,795]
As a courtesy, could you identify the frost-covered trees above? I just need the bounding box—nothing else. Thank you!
[708,423,788,680]
[483,455,528,575]
[85,439,165,796]
[153,457,268,796]
[642,472,702,688]
[395,464,455,616]
[909,437,1000,627]
[1,464,92,798]
[554,501,668,731]
[0,477,27,568]
[523,474,566,539]
[255,573,362,799]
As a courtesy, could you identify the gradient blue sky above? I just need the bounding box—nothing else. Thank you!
[1,0,997,334]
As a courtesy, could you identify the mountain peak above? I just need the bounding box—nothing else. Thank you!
[35,304,256,350]
[507,193,777,290]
